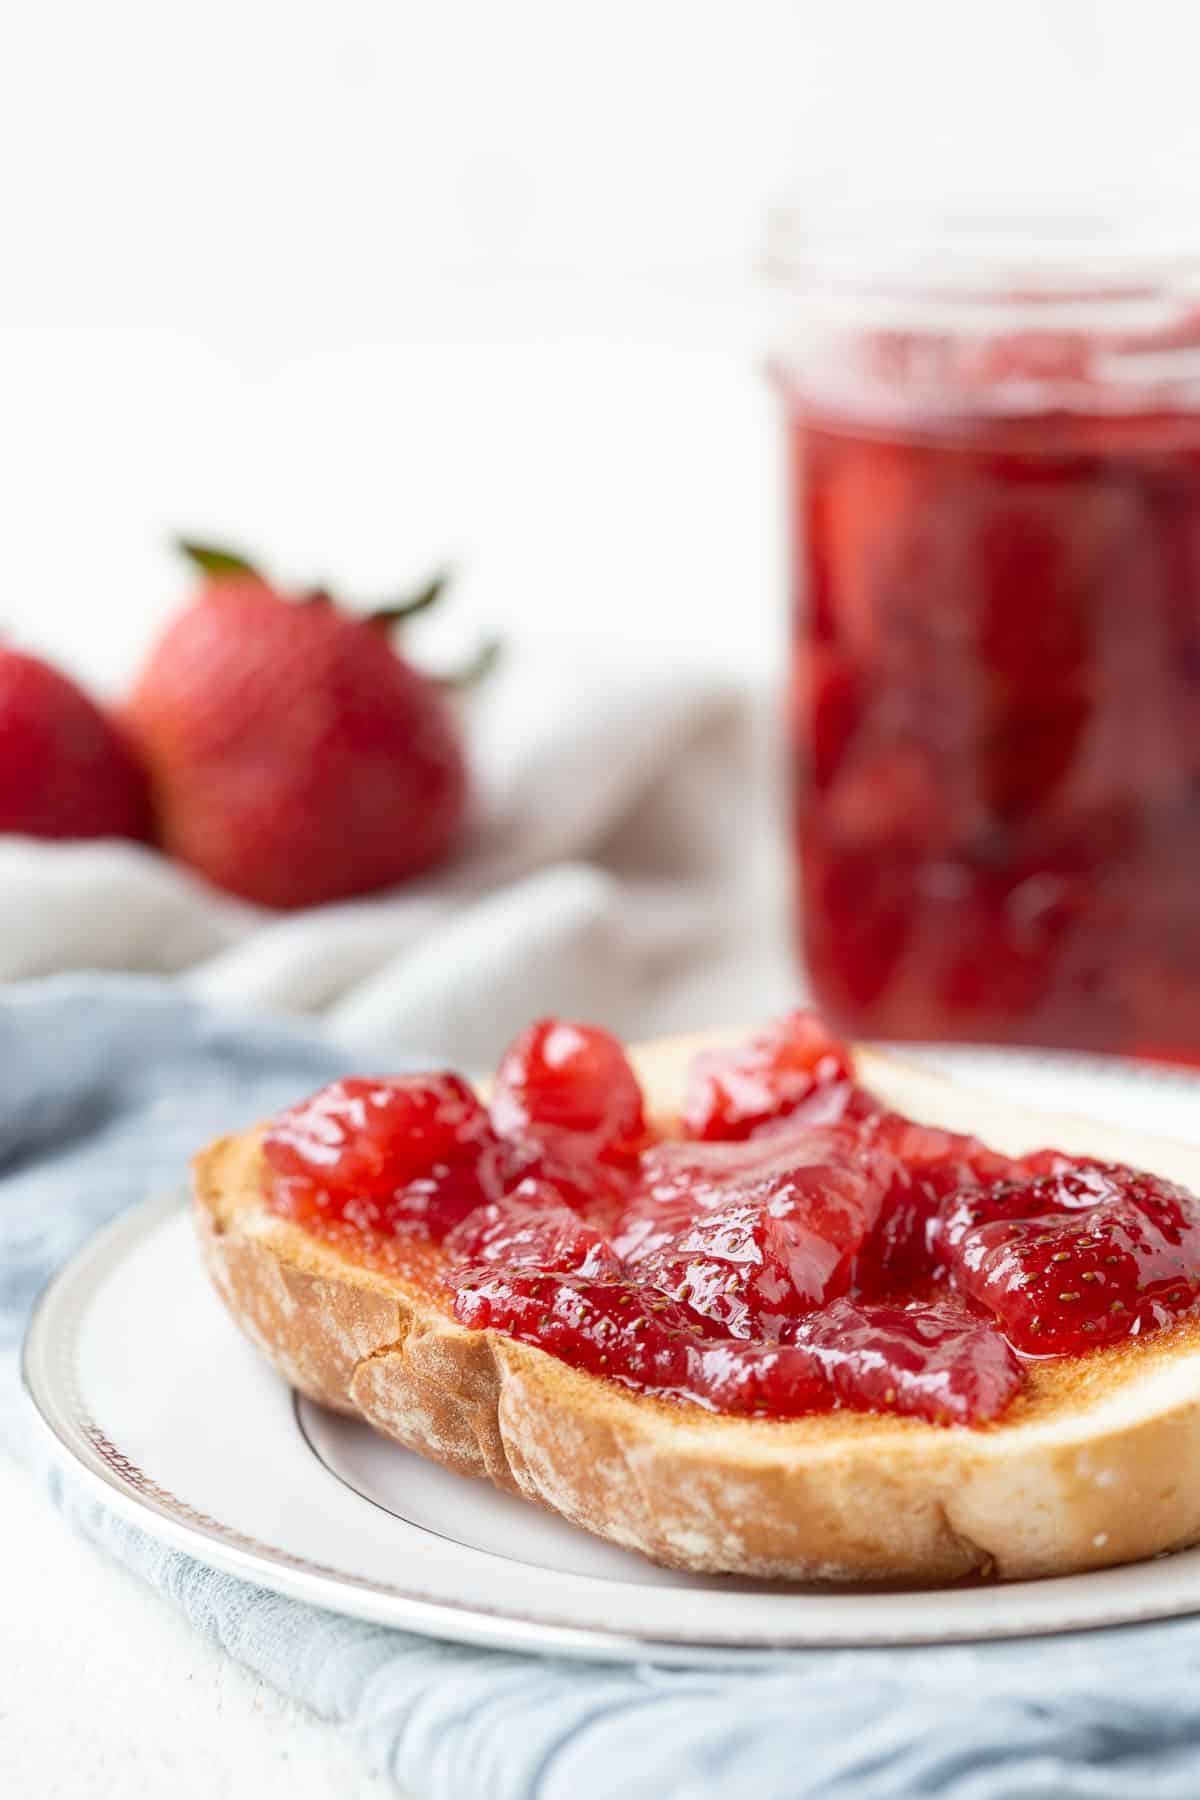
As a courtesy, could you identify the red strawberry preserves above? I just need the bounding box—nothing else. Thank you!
[853,1111,1034,1293]
[634,1198,852,1340]
[262,1073,504,1238]
[450,1269,1019,1423]
[451,1266,835,1416]
[442,1181,621,1278]
[260,1014,1200,1429]
[613,1127,897,1273]
[453,1271,701,1395]
[945,1164,1200,1354]
[491,1020,649,1164]
[794,1297,1021,1425]
[787,393,1200,1059]
[493,1139,636,1232]
[682,1010,853,1140]
[623,1126,904,1336]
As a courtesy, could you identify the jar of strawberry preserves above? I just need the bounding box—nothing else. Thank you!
[772,225,1200,1058]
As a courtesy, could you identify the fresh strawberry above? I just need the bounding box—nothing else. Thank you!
[0,647,149,841]
[124,542,478,908]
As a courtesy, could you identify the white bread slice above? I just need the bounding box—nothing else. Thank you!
[193,1033,1200,1583]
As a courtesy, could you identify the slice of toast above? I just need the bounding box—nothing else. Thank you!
[193,1033,1200,1583]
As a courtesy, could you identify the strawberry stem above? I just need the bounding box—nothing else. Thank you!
[176,538,262,579]
[370,571,452,628]
[436,637,502,690]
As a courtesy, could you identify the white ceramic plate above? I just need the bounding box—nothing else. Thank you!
[24,1045,1200,1662]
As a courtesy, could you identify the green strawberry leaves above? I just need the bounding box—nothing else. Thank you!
[437,637,502,689]
[370,571,501,686]
[369,571,452,628]
[174,537,498,686]
[176,539,263,580]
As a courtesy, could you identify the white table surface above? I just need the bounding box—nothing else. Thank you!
[1,1456,404,1799]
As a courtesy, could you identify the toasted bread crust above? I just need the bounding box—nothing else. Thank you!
[193,1035,1200,1581]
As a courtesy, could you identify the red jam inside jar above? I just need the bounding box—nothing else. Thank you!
[775,243,1200,1058]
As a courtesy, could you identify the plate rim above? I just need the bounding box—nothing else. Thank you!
[24,1194,751,1665]
[22,1045,1200,1661]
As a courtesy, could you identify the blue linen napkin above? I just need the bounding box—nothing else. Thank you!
[9,973,1200,1799]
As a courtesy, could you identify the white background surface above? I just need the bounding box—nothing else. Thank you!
[6,2,1200,1795]
[3,1463,396,1799]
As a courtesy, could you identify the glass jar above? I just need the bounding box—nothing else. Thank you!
[771,225,1200,1057]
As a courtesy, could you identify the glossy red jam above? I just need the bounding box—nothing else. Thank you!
[788,403,1200,1058]
[613,1126,904,1324]
[682,1012,853,1140]
[260,1012,1200,1426]
[491,1018,649,1163]
[261,1073,506,1238]
[940,1163,1200,1354]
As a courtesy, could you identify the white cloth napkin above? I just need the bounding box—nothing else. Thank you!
[0,636,791,1064]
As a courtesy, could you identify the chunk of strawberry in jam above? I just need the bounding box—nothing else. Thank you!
[452,1266,832,1415]
[688,1339,830,1416]
[610,1144,720,1264]
[491,1018,649,1164]
[795,1297,1022,1425]
[453,1269,697,1391]
[262,1073,503,1240]
[793,647,863,792]
[615,1128,897,1284]
[930,1158,1090,1266]
[637,1198,854,1338]
[947,1163,1200,1353]
[682,1011,853,1141]
[442,1181,621,1279]
[853,1110,1032,1292]
[870,1113,1026,1196]
[495,1138,634,1232]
